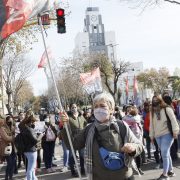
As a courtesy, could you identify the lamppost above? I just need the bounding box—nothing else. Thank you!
[106,43,119,62]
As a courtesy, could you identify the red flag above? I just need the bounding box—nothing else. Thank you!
[133,75,139,99]
[125,76,128,97]
[80,67,101,85]
[0,0,50,39]
[38,47,52,68]
[80,67,102,94]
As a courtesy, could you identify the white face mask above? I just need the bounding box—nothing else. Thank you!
[94,108,109,122]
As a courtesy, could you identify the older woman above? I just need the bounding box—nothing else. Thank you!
[150,95,179,180]
[62,92,143,180]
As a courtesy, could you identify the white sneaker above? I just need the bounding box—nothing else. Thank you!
[51,167,56,172]
[60,166,68,172]
[46,168,53,173]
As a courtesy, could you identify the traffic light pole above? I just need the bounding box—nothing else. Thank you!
[38,15,82,180]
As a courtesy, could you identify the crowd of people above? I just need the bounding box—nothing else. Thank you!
[0,91,179,180]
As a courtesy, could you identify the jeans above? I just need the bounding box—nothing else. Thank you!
[156,133,174,174]
[37,149,41,168]
[43,141,55,169]
[69,149,84,174]
[24,151,37,180]
[5,151,16,179]
[62,140,69,167]
[144,131,151,158]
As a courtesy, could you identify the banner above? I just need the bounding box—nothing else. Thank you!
[134,76,139,101]
[80,67,102,94]
[124,76,128,104]
[38,47,52,68]
[0,0,50,39]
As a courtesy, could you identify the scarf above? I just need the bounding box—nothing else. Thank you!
[84,117,119,180]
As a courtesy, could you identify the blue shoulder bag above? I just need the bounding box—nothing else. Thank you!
[97,120,126,171]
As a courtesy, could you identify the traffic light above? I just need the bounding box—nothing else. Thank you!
[56,8,66,34]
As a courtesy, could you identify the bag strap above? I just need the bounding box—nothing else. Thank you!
[164,107,170,122]
[116,120,127,145]
[85,120,127,145]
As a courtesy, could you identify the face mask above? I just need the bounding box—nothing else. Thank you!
[94,108,109,122]
[163,96,172,105]
[152,101,160,107]
[7,121,12,127]
[31,124,35,129]
[71,108,78,114]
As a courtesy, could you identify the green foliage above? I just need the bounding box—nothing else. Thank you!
[137,67,170,94]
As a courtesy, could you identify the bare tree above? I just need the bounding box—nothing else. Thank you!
[3,53,34,113]
[121,0,180,6]
[14,80,34,112]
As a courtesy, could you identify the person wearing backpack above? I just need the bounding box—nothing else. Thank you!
[61,92,143,180]
[41,116,57,173]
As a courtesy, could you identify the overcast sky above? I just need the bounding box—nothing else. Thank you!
[28,0,180,95]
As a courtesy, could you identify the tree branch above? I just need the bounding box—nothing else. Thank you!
[164,0,180,5]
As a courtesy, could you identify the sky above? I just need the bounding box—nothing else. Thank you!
[28,0,180,95]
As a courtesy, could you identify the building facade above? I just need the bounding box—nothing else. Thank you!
[74,7,117,61]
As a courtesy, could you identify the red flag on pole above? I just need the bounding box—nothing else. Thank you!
[38,47,52,68]
[133,75,139,99]
[80,67,102,94]
[0,0,50,39]
[125,76,128,97]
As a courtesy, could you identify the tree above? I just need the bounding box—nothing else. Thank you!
[122,0,180,7]
[3,53,34,113]
[137,67,170,94]
[13,80,34,112]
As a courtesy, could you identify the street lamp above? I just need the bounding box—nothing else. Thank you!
[106,43,119,62]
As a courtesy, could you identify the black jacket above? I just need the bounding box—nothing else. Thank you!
[21,125,39,152]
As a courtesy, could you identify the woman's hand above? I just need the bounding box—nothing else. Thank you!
[121,143,136,154]
[60,112,69,124]
[173,133,178,139]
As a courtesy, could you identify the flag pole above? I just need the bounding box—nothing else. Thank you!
[38,15,82,179]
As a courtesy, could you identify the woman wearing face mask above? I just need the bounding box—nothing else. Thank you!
[41,116,57,173]
[20,110,44,180]
[150,96,179,180]
[0,116,16,180]
[61,92,143,180]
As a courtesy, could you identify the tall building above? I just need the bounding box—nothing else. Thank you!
[74,7,117,61]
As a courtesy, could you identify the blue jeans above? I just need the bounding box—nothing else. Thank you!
[5,151,16,179]
[156,133,174,174]
[62,140,69,167]
[24,151,37,180]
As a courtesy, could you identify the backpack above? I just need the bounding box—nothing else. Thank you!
[14,133,25,154]
[46,127,56,141]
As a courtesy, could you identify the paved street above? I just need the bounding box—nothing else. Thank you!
[1,140,180,180]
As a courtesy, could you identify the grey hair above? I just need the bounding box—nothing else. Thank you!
[93,92,115,110]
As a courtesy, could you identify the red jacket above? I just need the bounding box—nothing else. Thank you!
[144,112,150,132]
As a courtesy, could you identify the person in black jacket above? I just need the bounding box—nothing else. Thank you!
[20,110,44,180]
[41,116,57,173]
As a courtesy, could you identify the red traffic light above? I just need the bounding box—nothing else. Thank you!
[56,8,64,17]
